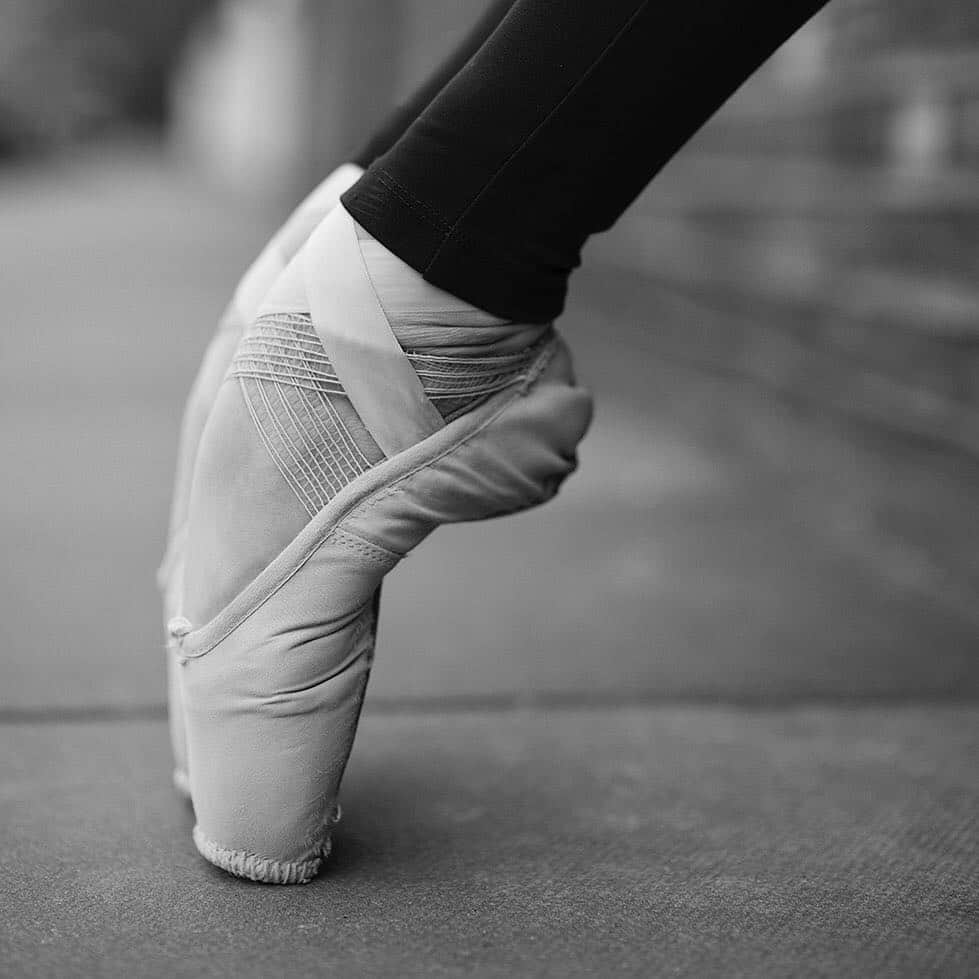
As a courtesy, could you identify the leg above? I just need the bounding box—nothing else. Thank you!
[344,0,830,321]
[175,0,830,882]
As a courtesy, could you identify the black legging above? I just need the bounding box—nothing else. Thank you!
[342,0,829,323]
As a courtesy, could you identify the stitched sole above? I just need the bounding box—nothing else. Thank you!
[192,824,331,885]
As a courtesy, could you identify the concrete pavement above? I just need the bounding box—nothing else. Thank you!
[3,706,977,977]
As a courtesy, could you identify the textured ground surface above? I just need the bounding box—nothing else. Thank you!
[4,708,978,977]
[0,147,977,977]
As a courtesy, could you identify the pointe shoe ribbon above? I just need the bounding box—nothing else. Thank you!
[303,207,445,456]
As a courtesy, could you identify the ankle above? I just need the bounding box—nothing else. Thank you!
[355,226,549,355]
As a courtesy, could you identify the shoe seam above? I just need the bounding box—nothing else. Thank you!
[331,527,404,562]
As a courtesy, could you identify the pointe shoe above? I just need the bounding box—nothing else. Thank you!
[169,207,593,882]
[158,164,363,798]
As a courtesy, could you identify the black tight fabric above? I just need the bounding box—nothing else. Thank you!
[343,0,829,323]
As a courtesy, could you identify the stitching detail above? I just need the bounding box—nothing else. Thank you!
[192,819,336,885]
[332,527,403,564]
[231,312,539,519]
[370,168,454,235]
[358,169,567,305]
[364,169,511,272]
[358,170,539,278]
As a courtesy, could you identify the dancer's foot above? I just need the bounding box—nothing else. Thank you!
[183,215,548,625]
[172,205,592,882]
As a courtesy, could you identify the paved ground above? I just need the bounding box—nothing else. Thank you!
[4,707,978,977]
[1,146,977,976]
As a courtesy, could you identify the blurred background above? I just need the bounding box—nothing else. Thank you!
[2,0,978,713]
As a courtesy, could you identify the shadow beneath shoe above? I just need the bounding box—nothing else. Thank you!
[326,759,451,879]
